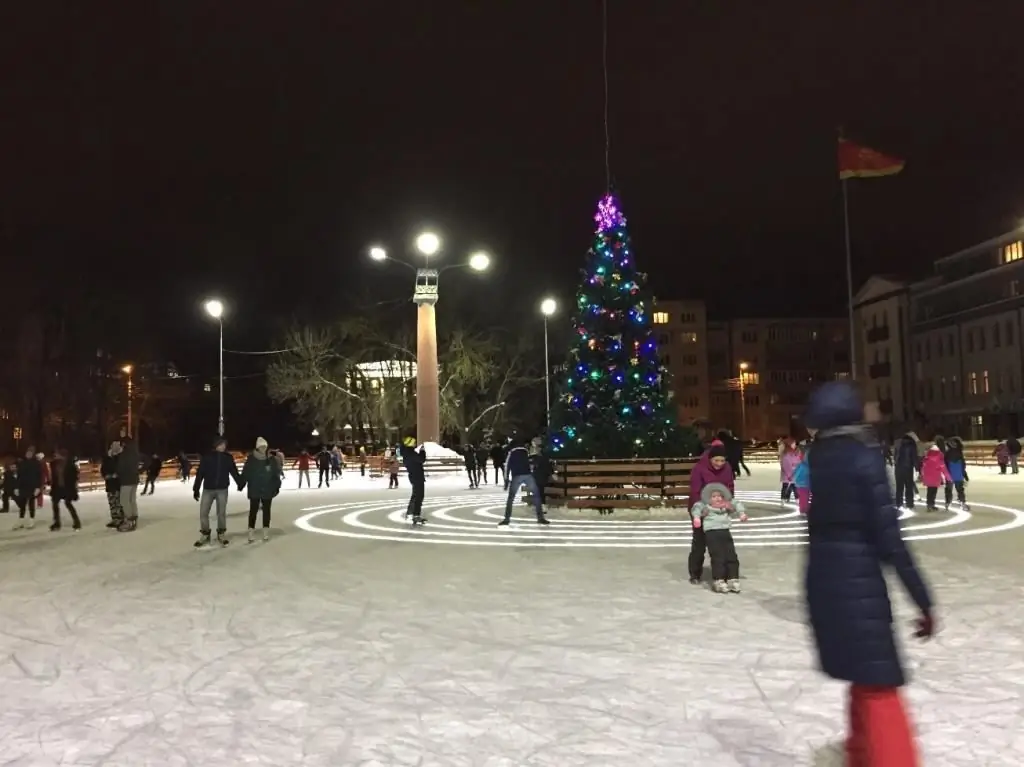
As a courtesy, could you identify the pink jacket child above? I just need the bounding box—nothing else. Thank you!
[779,442,801,503]
[920,446,951,488]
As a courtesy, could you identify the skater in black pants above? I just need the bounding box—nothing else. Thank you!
[316,448,332,488]
[142,454,162,494]
[893,432,919,509]
[49,449,81,531]
[477,445,489,484]
[686,441,735,583]
[239,437,282,543]
[12,445,42,530]
[102,443,124,527]
[399,437,427,522]
[490,443,506,485]
[1,462,15,513]
[463,444,479,488]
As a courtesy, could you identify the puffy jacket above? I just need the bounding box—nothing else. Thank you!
[803,381,933,688]
[792,452,810,489]
[15,457,41,492]
[944,441,967,483]
[894,435,919,472]
[504,446,532,478]
[920,447,951,488]
[399,444,426,484]
[780,450,800,483]
[117,439,140,486]
[193,450,241,493]
[101,454,119,494]
[687,450,735,510]
[239,450,282,500]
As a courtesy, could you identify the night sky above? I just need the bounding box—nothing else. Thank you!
[6,1,1024,373]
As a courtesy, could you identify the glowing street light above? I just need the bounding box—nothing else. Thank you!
[415,231,440,256]
[468,251,491,272]
[539,298,557,424]
[122,365,134,436]
[311,428,320,437]
[738,361,750,438]
[369,246,387,262]
[204,298,226,436]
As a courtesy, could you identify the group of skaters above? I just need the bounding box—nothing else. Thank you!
[690,383,936,763]
[889,431,972,512]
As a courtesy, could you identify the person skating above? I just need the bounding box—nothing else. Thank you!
[690,482,747,593]
[530,448,554,512]
[384,448,400,489]
[993,440,1010,474]
[792,437,813,515]
[686,440,735,584]
[48,449,81,531]
[920,444,952,511]
[35,452,50,512]
[116,429,141,531]
[943,436,969,510]
[12,446,42,530]
[1,462,15,513]
[238,437,281,543]
[330,446,342,480]
[463,443,479,488]
[398,436,427,524]
[779,439,800,504]
[893,431,919,509]
[498,439,549,526]
[316,447,332,488]
[489,442,506,485]
[476,444,490,484]
[141,453,162,495]
[178,450,191,483]
[1008,435,1021,475]
[192,437,241,547]
[803,381,935,765]
[292,449,311,488]
[102,442,124,528]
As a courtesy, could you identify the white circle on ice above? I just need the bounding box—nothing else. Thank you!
[293,490,1024,548]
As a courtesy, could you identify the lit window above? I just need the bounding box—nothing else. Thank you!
[652,312,670,324]
[741,372,760,385]
[204,383,212,393]
[682,332,697,343]
[1003,241,1023,263]
[983,370,990,394]
[969,372,977,395]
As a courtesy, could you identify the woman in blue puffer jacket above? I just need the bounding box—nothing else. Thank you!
[803,381,936,765]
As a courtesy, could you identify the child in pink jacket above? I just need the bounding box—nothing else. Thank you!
[920,444,952,511]
[779,440,800,504]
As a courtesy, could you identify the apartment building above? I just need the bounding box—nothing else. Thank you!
[851,276,913,422]
[908,231,1024,438]
[654,299,849,440]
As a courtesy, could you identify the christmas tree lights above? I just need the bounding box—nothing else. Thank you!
[548,193,698,458]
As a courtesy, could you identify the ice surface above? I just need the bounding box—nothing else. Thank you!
[1,465,1023,765]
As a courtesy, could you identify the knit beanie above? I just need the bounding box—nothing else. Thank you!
[708,442,727,460]
[255,437,268,450]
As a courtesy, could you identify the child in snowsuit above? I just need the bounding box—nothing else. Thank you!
[779,440,800,504]
[994,440,1010,474]
[102,443,123,527]
[793,448,811,515]
[690,482,747,593]
[384,450,400,489]
[920,445,952,511]
[943,437,969,510]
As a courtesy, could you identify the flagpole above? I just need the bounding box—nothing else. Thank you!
[842,176,857,379]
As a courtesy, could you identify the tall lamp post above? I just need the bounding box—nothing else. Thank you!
[540,298,557,425]
[204,299,225,437]
[369,235,490,445]
[738,361,749,438]
[121,365,134,436]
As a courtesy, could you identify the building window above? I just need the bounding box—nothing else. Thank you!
[658,333,670,345]
[946,334,954,355]
[204,383,212,393]
[969,372,978,395]
[994,323,1002,347]
[652,311,669,324]
[924,339,931,361]
[978,328,986,351]
[741,372,760,385]
[1011,280,1021,298]
[1007,321,1015,345]
[1003,241,1023,263]
[966,332,974,354]
[741,331,758,343]
[682,354,697,365]
[681,332,697,343]
[983,370,990,394]
[939,377,946,401]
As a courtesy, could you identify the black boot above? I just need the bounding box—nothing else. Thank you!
[194,531,211,548]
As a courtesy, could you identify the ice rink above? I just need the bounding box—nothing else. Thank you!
[2,464,1024,766]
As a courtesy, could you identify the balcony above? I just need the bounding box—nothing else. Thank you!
[868,362,891,379]
[866,325,890,343]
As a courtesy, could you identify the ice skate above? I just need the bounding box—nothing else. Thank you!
[193,532,211,549]
[105,519,121,529]
[217,532,229,547]
[536,516,550,525]
[498,518,510,526]
[727,579,741,593]
[247,528,255,544]
[410,516,426,527]
[25,520,35,530]
[262,528,270,542]
[712,579,729,593]
[688,577,701,586]
[49,523,61,532]
[12,520,24,530]
[117,518,137,532]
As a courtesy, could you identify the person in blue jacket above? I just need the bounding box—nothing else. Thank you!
[943,436,970,510]
[803,382,935,765]
[398,436,427,524]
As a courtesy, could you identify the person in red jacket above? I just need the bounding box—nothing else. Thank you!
[292,449,311,488]
[919,445,951,511]
[687,440,735,585]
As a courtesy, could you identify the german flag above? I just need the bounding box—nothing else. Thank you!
[838,139,905,180]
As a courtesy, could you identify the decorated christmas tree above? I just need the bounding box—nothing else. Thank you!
[548,193,697,459]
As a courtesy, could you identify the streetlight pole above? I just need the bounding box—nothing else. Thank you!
[204,299,226,437]
[122,365,133,436]
[540,298,557,426]
[369,237,490,446]
[738,361,749,438]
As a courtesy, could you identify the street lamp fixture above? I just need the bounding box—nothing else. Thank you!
[122,364,134,436]
[415,231,440,256]
[369,246,387,262]
[121,364,133,375]
[468,251,490,272]
[539,297,557,424]
[738,361,750,439]
[204,299,224,319]
[203,298,226,436]
[311,428,320,437]
[540,298,557,317]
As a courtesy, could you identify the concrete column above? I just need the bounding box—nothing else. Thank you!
[416,302,440,444]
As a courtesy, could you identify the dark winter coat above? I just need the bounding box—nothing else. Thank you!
[489,444,506,465]
[687,450,735,511]
[193,450,241,493]
[2,467,16,495]
[803,381,933,688]
[101,454,119,494]
[147,456,162,477]
[316,450,331,470]
[893,434,919,473]
[239,450,282,500]
[49,457,79,502]
[399,443,426,484]
[530,452,553,486]
[504,445,532,478]
[15,456,41,492]
[117,439,140,486]
[463,447,478,469]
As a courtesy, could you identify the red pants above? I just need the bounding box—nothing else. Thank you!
[846,684,919,766]
[797,487,810,514]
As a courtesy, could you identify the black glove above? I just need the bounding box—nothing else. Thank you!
[913,611,936,640]
[193,490,200,502]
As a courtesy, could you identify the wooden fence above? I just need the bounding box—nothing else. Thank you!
[543,458,698,510]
